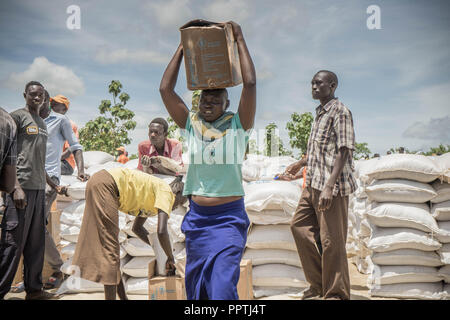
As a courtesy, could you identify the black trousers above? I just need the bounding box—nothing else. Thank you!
[0,189,46,298]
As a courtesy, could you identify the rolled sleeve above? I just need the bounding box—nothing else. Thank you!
[61,116,83,152]
[334,110,355,151]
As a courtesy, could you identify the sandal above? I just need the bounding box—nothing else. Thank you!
[43,272,64,290]
[10,281,25,293]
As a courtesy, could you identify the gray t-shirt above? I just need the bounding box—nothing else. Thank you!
[10,108,48,190]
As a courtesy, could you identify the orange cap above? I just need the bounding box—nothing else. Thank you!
[116,146,126,153]
[50,95,70,110]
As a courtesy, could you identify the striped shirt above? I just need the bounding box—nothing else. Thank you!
[0,107,17,170]
[305,98,357,196]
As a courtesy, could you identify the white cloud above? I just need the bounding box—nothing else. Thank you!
[146,0,194,28]
[414,82,450,116]
[200,0,250,23]
[402,116,450,142]
[3,56,85,97]
[94,48,169,65]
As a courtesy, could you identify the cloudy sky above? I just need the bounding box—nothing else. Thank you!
[1,0,449,156]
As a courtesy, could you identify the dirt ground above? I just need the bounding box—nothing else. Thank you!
[4,260,388,300]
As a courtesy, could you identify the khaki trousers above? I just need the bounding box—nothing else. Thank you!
[290,186,350,300]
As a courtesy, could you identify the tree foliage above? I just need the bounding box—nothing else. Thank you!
[286,112,314,155]
[265,122,292,157]
[79,80,136,155]
[422,144,450,156]
[354,142,372,160]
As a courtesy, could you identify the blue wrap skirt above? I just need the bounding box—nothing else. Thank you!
[181,197,250,300]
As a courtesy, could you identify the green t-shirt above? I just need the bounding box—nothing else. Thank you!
[10,108,48,190]
[182,111,251,197]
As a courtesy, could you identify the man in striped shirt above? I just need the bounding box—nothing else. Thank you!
[282,70,356,300]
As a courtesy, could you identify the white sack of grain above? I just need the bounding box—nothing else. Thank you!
[125,277,148,295]
[243,248,301,267]
[59,174,81,187]
[363,154,441,183]
[366,202,439,233]
[369,282,444,300]
[368,265,442,285]
[246,225,297,251]
[431,181,450,203]
[85,161,124,176]
[123,158,139,170]
[56,276,104,294]
[436,221,450,243]
[82,151,114,169]
[244,180,301,213]
[367,227,441,252]
[66,181,87,200]
[365,179,436,203]
[122,237,155,257]
[431,201,450,221]
[252,264,307,289]
[253,286,303,299]
[122,256,156,278]
[439,243,450,264]
[433,153,450,183]
[371,249,443,267]
[246,209,294,225]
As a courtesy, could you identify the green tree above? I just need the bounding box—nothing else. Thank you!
[354,142,372,160]
[129,153,138,160]
[286,112,314,156]
[265,122,293,157]
[79,80,137,155]
[423,144,450,156]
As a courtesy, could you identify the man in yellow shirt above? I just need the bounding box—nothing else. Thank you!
[72,168,186,300]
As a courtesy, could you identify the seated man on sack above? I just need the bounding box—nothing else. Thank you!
[137,118,183,176]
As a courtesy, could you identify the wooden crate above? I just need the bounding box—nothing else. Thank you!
[237,259,253,300]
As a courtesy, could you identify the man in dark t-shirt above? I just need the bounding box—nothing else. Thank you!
[0,81,55,300]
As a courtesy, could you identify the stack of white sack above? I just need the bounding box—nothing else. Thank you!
[122,208,187,295]
[347,158,387,274]
[242,155,306,298]
[431,153,450,299]
[349,154,449,300]
[121,173,188,295]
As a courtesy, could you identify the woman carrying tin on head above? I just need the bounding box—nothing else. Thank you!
[160,20,256,300]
